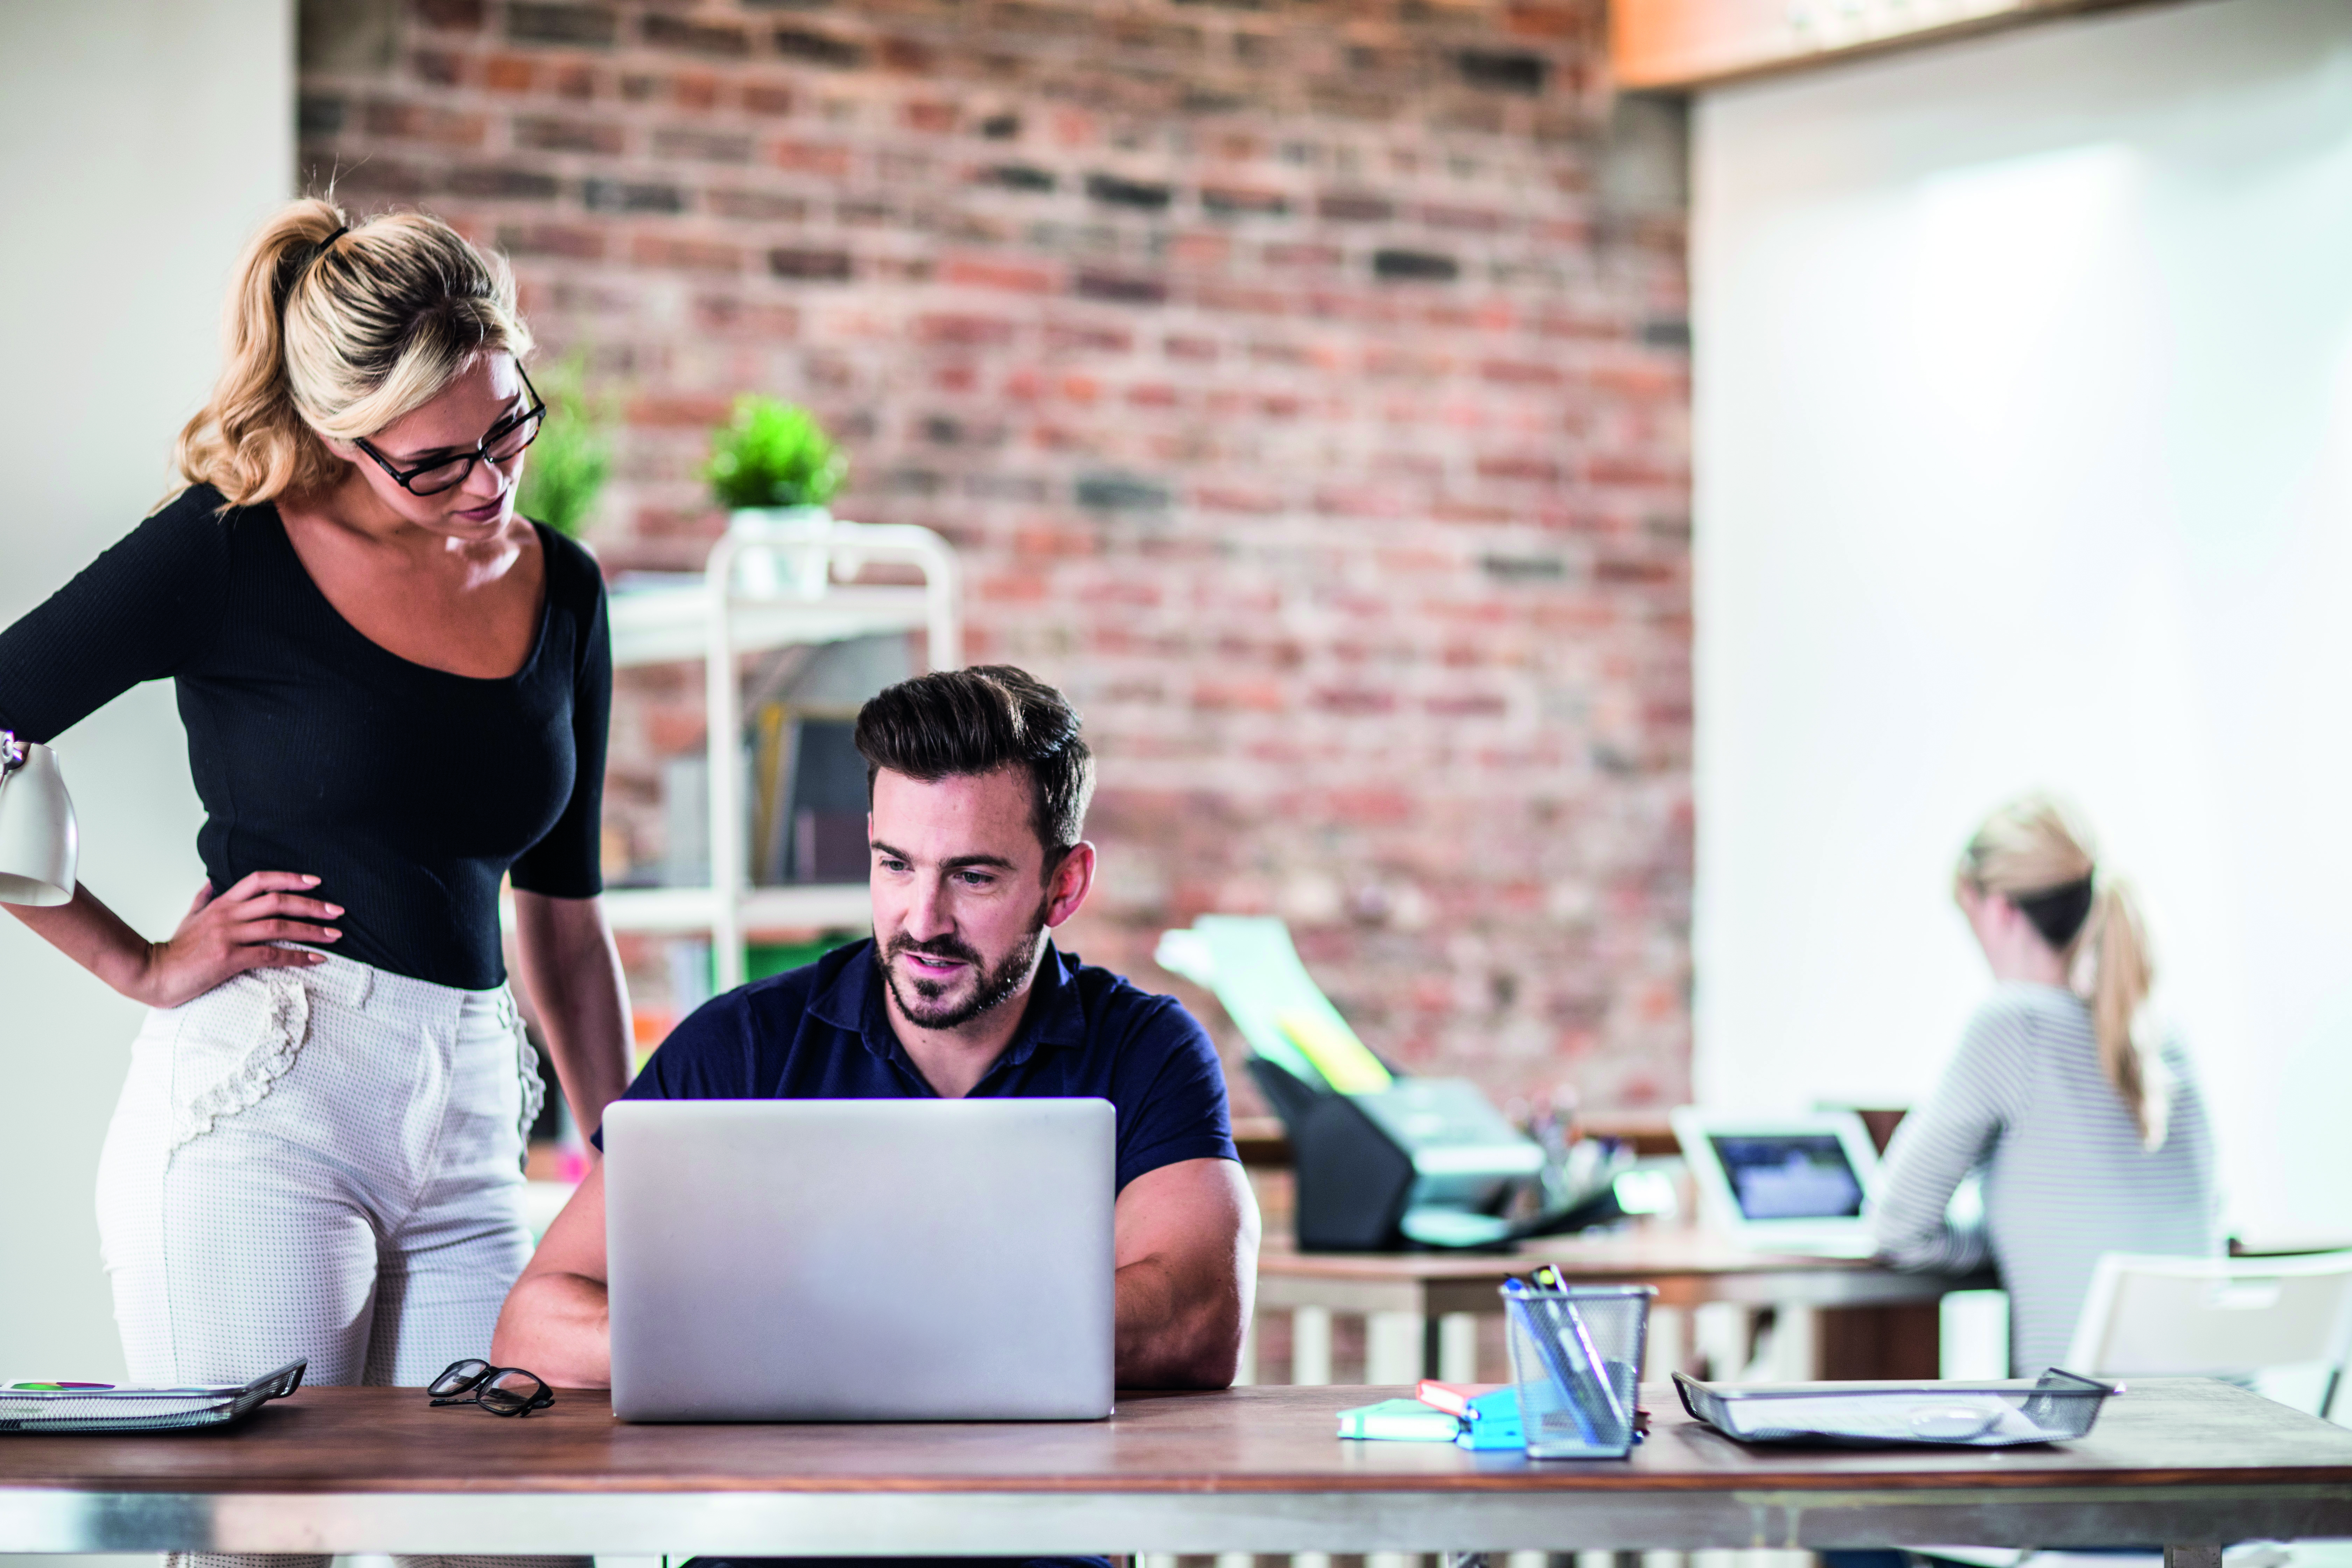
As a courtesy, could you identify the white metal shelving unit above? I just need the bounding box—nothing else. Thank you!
[602,509,960,990]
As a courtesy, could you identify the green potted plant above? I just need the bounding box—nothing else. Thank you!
[515,351,615,540]
[705,395,846,515]
[704,396,848,598]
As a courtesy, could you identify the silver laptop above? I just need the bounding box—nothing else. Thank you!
[603,1097,1115,1422]
[1670,1107,1883,1258]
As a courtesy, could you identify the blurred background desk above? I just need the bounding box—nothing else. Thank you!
[1250,1230,1992,1388]
[1234,1110,1991,1389]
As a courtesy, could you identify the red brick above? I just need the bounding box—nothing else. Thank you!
[629,234,742,273]
[691,295,798,339]
[483,54,535,91]
[1477,454,1563,484]
[774,141,853,177]
[363,99,486,147]
[1194,485,1283,514]
[913,312,1017,346]
[880,36,936,74]
[1194,680,1288,713]
[943,257,1057,294]
[903,99,959,134]
[499,223,604,259]
[514,115,623,154]
[1263,242,1343,272]
[977,573,1051,603]
[1045,321,1133,355]
[1482,358,1564,386]
[626,393,733,428]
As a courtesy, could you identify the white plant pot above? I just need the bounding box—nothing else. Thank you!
[727,506,835,600]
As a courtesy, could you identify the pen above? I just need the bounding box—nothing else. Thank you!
[1503,1277,1603,1443]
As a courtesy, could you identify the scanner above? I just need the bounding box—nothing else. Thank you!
[1246,1055,1547,1250]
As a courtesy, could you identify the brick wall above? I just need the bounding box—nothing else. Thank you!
[299,0,1694,1113]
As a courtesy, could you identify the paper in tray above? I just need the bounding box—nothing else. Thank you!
[1673,1367,2118,1447]
[0,1360,306,1433]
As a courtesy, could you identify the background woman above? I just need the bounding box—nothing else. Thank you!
[0,199,629,1415]
[1871,794,2219,1375]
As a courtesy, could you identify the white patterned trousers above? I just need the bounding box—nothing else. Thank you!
[95,950,583,1568]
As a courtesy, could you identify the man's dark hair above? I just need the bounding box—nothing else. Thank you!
[854,665,1096,861]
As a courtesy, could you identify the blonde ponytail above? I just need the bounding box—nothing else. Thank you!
[2081,877,2171,1150]
[1958,795,2169,1149]
[171,197,533,510]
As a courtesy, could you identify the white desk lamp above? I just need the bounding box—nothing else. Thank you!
[0,729,78,906]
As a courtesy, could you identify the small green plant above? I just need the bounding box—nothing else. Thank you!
[705,395,846,512]
[516,352,614,539]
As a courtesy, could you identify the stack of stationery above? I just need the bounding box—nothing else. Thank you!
[0,1360,306,1433]
[1334,1380,1524,1451]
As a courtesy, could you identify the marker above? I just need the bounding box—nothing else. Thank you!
[1516,1271,1630,1436]
[9,1382,113,1391]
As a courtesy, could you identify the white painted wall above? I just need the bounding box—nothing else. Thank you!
[1692,0,2352,1244]
[0,0,292,1376]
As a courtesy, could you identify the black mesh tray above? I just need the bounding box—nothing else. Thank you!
[1673,1367,2119,1447]
[0,1359,306,1433]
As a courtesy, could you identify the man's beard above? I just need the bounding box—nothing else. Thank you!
[881,903,1049,1032]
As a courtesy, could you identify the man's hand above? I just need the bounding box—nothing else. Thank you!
[493,1158,613,1386]
[1113,1157,1260,1389]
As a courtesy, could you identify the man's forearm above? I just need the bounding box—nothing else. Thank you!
[492,1269,613,1388]
[1115,1254,1247,1388]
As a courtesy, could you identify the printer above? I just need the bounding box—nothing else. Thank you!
[1156,916,1547,1251]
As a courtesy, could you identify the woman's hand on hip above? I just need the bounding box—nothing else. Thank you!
[133,873,344,1008]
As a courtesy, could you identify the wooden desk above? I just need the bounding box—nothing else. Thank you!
[1,1380,2345,1558]
[1255,1229,1996,1385]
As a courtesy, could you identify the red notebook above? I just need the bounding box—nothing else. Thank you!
[1415,1380,1503,1420]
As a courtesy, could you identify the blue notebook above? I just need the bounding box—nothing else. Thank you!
[1336,1396,1462,1442]
[1456,1386,1525,1450]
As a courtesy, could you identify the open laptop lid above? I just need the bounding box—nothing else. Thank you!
[1670,1107,1882,1247]
[604,1097,1115,1423]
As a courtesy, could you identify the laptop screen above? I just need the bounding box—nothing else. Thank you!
[1707,1133,1865,1221]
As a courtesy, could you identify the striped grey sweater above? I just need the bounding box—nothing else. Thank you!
[1869,982,2219,1376]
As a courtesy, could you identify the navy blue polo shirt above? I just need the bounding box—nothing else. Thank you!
[605,938,1238,1188]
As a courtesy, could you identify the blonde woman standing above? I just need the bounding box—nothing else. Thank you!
[0,199,629,1448]
[1871,796,2219,1374]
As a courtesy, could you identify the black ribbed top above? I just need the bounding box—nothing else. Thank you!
[0,484,609,990]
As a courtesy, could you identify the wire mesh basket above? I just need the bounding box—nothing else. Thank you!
[1503,1283,1654,1458]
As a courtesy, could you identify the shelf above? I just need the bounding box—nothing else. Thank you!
[609,580,934,669]
[601,882,872,935]
[603,514,958,992]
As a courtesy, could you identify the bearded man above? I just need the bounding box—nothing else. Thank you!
[496,665,1259,1396]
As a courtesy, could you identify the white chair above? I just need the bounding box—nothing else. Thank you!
[2065,1249,2352,1418]
[1913,1253,2352,1568]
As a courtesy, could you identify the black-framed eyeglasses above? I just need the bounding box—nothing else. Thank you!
[354,365,547,497]
[428,1357,554,1417]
